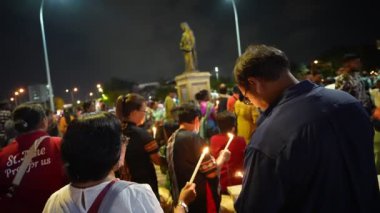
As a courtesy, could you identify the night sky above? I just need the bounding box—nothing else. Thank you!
[0,0,378,101]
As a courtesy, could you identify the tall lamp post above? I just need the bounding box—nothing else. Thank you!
[40,0,55,112]
[228,0,242,56]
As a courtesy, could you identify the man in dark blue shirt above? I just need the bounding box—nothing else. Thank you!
[233,45,380,212]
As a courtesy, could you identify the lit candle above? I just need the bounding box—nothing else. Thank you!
[152,126,157,139]
[235,171,243,178]
[224,133,234,151]
[189,147,209,184]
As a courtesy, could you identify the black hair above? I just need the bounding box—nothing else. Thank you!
[61,112,122,183]
[116,93,145,122]
[45,109,53,117]
[63,108,73,125]
[238,90,245,102]
[234,44,290,84]
[232,85,240,94]
[82,100,94,113]
[12,103,46,133]
[194,89,209,101]
[173,103,201,124]
[216,111,236,133]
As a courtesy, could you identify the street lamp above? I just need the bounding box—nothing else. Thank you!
[40,0,55,112]
[14,92,19,106]
[214,66,219,81]
[89,92,93,97]
[227,0,242,56]
[65,88,78,104]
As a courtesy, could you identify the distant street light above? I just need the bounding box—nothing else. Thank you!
[19,88,25,93]
[226,0,242,56]
[96,84,102,89]
[89,92,93,97]
[313,60,319,64]
[214,66,219,81]
[10,97,14,102]
[40,0,55,112]
[77,100,81,105]
[65,88,78,104]
[14,92,19,106]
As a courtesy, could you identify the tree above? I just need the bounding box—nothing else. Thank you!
[102,77,136,106]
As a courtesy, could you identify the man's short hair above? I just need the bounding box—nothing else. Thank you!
[174,103,201,124]
[216,111,236,133]
[62,112,121,183]
[219,84,228,94]
[234,44,290,85]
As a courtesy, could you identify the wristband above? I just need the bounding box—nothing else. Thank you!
[177,200,189,212]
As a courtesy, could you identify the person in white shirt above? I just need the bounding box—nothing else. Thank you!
[43,112,163,213]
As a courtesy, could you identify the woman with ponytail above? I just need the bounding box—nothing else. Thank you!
[0,103,67,213]
[115,93,161,199]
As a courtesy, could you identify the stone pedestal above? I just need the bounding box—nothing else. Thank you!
[175,71,211,103]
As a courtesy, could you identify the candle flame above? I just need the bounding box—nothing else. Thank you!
[227,132,234,138]
[235,171,243,178]
[202,147,209,154]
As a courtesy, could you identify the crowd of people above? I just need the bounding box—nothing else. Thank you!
[0,44,379,213]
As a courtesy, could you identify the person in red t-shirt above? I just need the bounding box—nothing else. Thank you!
[0,104,68,213]
[210,111,246,193]
[227,86,240,112]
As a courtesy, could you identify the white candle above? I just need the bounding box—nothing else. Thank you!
[189,147,209,184]
[152,126,157,139]
[224,133,234,151]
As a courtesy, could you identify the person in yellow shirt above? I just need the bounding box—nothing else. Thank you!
[58,109,74,136]
[234,92,260,144]
[163,89,179,140]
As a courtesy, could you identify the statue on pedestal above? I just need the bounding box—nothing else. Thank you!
[180,22,197,72]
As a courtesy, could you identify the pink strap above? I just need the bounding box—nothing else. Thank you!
[88,179,118,213]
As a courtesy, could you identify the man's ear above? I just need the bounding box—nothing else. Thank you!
[247,78,255,86]
[247,77,260,89]
[247,77,264,94]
